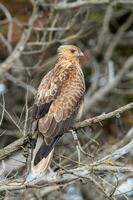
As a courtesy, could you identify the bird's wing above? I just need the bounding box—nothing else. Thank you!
[32,68,68,120]
[38,70,85,141]
[34,77,84,165]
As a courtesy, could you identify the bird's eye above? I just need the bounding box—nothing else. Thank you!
[71,49,76,53]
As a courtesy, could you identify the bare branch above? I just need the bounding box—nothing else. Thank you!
[0,5,38,77]
[0,137,28,160]
[104,12,133,62]
[50,0,133,10]
[0,163,132,191]
[83,56,133,113]
[0,102,132,161]
[73,102,133,130]
[96,138,133,163]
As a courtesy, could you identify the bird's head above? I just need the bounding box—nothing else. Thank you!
[57,45,84,61]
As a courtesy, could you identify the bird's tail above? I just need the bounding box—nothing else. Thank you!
[30,135,54,175]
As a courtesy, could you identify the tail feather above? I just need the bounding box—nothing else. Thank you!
[31,149,54,174]
[34,140,54,165]
[30,133,62,175]
[30,135,54,174]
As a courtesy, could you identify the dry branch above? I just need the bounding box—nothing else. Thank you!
[104,12,133,62]
[0,165,132,192]
[0,151,133,191]
[73,102,133,130]
[0,5,38,77]
[0,137,28,160]
[96,139,133,163]
[84,56,133,113]
[51,0,133,10]
[0,103,132,161]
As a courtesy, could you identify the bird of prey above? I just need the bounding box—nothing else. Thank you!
[30,45,85,175]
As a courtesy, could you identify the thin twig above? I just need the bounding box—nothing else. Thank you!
[83,56,133,113]
[73,102,133,129]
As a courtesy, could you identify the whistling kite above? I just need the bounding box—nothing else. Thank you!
[30,45,85,175]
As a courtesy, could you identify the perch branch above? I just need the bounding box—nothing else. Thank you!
[0,102,132,161]
[0,163,133,191]
[73,102,133,129]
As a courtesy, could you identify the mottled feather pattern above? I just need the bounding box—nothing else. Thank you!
[38,63,85,135]
[31,45,85,173]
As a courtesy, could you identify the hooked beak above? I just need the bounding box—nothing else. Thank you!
[77,50,84,57]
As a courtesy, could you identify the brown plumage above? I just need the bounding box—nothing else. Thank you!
[31,45,85,174]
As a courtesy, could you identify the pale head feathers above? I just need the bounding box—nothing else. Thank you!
[57,45,84,61]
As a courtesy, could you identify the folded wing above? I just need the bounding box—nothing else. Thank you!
[31,64,85,173]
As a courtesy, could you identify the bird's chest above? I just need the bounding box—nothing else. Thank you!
[62,71,85,96]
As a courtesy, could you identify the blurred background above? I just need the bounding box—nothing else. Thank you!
[0,0,133,199]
